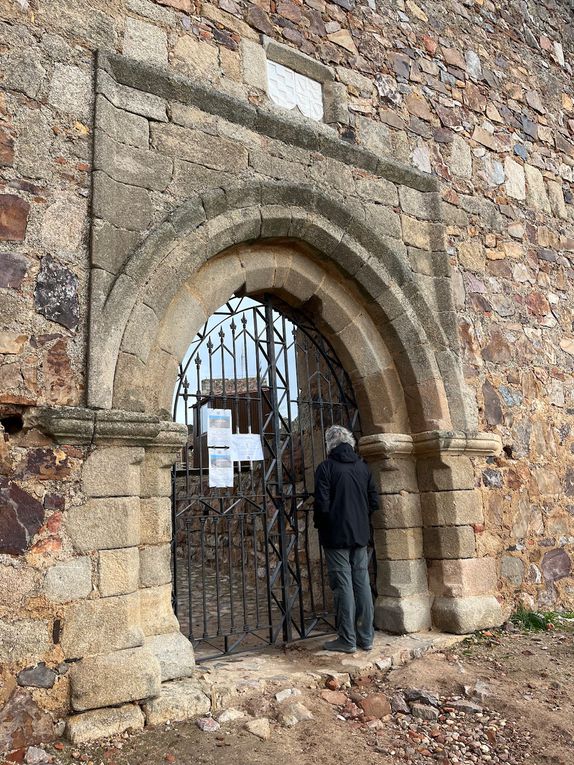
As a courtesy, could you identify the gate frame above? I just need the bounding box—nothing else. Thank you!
[171,292,363,657]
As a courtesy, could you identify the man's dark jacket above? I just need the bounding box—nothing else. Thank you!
[313,442,379,549]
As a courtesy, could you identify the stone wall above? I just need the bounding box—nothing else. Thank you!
[0,0,573,749]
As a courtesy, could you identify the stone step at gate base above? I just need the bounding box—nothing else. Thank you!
[65,630,463,744]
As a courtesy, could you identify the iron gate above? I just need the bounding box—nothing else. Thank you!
[172,294,362,660]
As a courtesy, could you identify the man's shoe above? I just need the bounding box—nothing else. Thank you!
[323,639,357,654]
[357,644,373,651]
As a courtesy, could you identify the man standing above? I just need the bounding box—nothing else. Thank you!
[313,425,379,654]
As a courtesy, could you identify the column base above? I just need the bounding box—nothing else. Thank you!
[375,594,432,634]
[431,595,503,634]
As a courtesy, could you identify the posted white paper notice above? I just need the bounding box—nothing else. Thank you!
[230,433,264,463]
[208,448,234,487]
[207,409,232,447]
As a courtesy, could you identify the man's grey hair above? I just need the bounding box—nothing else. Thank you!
[325,425,356,455]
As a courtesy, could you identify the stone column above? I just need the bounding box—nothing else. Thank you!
[31,407,191,740]
[415,431,504,633]
[360,434,432,633]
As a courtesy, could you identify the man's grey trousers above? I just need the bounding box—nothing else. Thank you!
[324,546,374,649]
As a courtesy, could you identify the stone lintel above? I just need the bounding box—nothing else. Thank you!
[26,406,187,449]
[359,430,502,460]
[262,36,334,82]
[97,50,436,193]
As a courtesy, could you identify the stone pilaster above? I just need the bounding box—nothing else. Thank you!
[28,407,194,720]
[360,434,432,633]
[414,431,504,633]
[360,430,504,636]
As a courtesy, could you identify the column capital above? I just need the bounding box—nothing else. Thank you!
[359,430,502,460]
[26,406,188,450]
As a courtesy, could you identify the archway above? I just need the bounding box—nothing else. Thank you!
[24,51,505,741]
[171,291,369,659]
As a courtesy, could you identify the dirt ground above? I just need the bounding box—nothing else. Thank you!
[42,624,574,765]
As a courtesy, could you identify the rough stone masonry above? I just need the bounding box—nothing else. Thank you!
[0,0,573,750]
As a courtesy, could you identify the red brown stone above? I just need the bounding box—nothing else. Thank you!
[321,689,347,705]
[482,380,503,426]
[23,448,72,481]
[482,329,512,364]
[277,0,302,22]
[246,5,274,34]
[541,548,572,582]
[0,252,29,289]
[525,291,550,316]
[0,127,14,167]
[0,195,29,242]
[44,338,77,406]
[359,693,391,719]
[0,688,55,752]
[154,0,193,10]
[0,478,45,555]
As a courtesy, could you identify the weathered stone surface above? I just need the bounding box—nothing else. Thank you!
[97,70,168,121]
[359,693,391,718]
[0,478,44,555]
[376,558,429,597]
[142,678,211,725]
[524,163,551,213]
[144,631,195,681]
[371,493,422,529]
[421,490,483,527]
[0,620,51,664]
[500,555,525,586]
[0,46,46,98]
[98,547,140,596]
[424,526,476,559]
[95,95,150,147]
[428,557,497,598]
[0,251,29,289]
[504,157,526,199]
[41,196,87,256]
[417,456,475,492]
[66,704,145,744]
[44,556,92,602]
[139,583,179,636]
[245,717,272,740]
[70,647,161,711]
[48,64,92,120]
[92,171,153,231]
[66,497,140,551]
[62,593,143,659]
[91,219,142,274]
[140,497,172,544]
[375,594,432,633]
[432,595,503,634]
[151,123,249,172]
[95,132,173,191]
[82,446,144,497]
[16,663,57,689]
[124,17,168,66]
[373,527,423,560]
[0,194,30,241]
[541,548,572,582]
[0,688,55,752]
[172,34,219,79]
[279,701,314,727]
[139,543,172,587]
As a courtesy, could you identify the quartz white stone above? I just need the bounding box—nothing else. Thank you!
[266,60,323,121]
